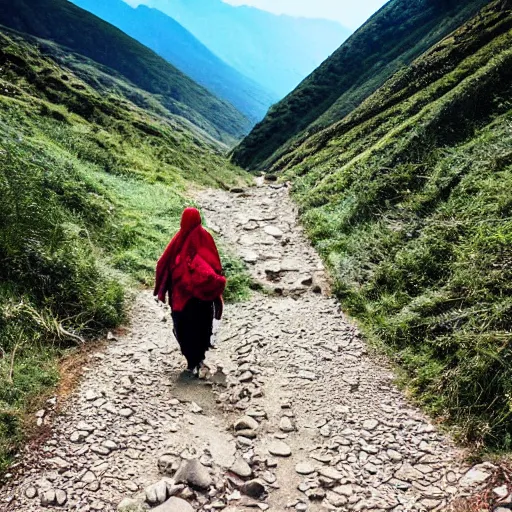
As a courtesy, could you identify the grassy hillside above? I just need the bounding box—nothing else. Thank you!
[231,0,492,170]
[70,0,278,124]
[146,0,350,98]
[0,0,251,144]
[269,2,512,447]
[0,27,250,471]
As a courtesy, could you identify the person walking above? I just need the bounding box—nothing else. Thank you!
[154,207,225,375]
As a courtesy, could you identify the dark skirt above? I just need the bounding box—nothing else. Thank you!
[172,298,214,370]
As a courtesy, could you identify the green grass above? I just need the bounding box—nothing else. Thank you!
[0,29,250,471]
[268,2,512,448]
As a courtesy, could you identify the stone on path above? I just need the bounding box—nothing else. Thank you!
[70,431,87,443]
[263,226,283,238]
[102,440,118,451]
[174,459,212,490]
[333,484,354,497]
[231,457,252,478]
[91,445,110,456]
[85,389,102,401]
[460,464,493,487]
[305,488,326,500]
[55,489,67,506]
[145,480,168,505]
[241,479,266,499]
[326,491,348,507]
[40,489,56,507]
[395,463,424,482]
[190,402,203,414]
[49,457,70,470]
[241,250,259,264]
[279,417,294,432]
[77,421,94,432]
[362,419,379,431]
[117,498,143,512]
[81,471,97,484]
[493,485,508,499]
[268,440,291,457]
[158,454,177,475]
[25,486,37,499]
[119,407,134,418]
[387,449,402,462]
[295,462,315,475]
[318,466,343,481]
[234,416,259,432]
[238,371,253,382]
[153,497,194,512]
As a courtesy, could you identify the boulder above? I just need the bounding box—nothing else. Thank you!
[241,479,266,499]
[230,457,252,479]
[174,459,212,490]
[267,440,291,457]
[234,416,259,431]
[145,480,168,505]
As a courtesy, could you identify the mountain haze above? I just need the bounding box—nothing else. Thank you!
[143,0,351,98]
[70,0,278,123]
[0,0,251,143]
[232,0,492,169]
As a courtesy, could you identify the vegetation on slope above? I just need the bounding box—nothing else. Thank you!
[272,2,512,447]
[0,28,249,471]
[70,0,278,124]
[0,0,251,144]
[231,0,492,170]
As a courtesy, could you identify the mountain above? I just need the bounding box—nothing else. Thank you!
[231,0,492,170]
[144,0,351,98]
[233,0,512,446]
[0,0,251,144]
[69,0,278,124]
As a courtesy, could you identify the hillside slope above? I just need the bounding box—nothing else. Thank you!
[231,0,492,170]
[0,26,249,468]
[145,0,350,98]
[266,2,512,446]
[69,0,277,123]
[0,0,251,143]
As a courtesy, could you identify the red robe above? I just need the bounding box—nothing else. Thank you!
[154,208,224,314]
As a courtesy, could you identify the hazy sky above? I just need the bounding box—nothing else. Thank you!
[221,0,388,29]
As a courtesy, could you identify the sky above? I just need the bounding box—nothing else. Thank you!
[221,0,388,29]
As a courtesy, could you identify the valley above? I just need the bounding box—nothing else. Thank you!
[0,0,511,510]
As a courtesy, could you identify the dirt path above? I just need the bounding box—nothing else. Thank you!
[1,182,497,512]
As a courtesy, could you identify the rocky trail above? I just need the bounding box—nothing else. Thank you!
[1,181,502,512]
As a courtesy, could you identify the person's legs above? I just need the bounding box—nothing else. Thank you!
[172,299,214,372]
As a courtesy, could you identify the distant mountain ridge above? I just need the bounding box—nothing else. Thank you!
[0,0,251,143]
[232,0,492,169]
[144,0,351,98]
[70,0,278,123]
